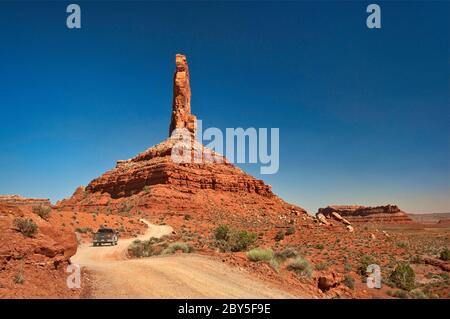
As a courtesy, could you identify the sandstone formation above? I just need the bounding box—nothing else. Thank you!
[0,202,79,298]
[169,54,197,137]
[317,271,344,292]
[318,205,414,224]
[0,195,51,207]
[57,54,306,219]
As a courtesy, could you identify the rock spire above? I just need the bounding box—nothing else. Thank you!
[169,54,197,137]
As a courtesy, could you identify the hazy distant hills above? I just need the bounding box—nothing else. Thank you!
[408,212,450,224]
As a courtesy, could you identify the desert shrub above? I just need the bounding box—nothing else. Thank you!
[343,275,355,289]
[14,218,38,237]
[161,242,193,255]
[227,230,257,252]
[143,185,151,193]
[357,254,378,276]
[269,258,280,271]
[13,273,25,284]
[128,237,163,258]
[213,225,256,252]
[119,202,133,214]
[287,257,313,278]
[315,262,328,271]
[274,247,299,261]
[75,227,92,233]
[184,214,192,221]
[286,226,295,235]
[387,289,409,299]
[274,230,285,241]
[439,247,450,261]
[389,263,415,291]
[440,272,449,280]
[396,242,408,249]
[409,289,427,299]
[32,205,51,220]
[214,224,230,241]
[314,244,324,250]
[247,248,274,262]
[344,257,352,272]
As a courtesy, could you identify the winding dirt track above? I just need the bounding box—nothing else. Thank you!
[71,220,298,298]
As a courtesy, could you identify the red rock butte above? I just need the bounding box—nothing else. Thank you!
[318,205,414,224]
[58,54,306,216]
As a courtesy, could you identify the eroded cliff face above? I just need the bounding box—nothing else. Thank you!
[83,138,274,199]
[0,202,80,298]
[318,205,414,224]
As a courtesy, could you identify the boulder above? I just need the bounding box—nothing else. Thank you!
[316,213,330,226]
[317,271,344,292]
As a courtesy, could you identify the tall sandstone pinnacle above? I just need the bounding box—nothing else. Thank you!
[169,54,197,137]
[57,54,306,217]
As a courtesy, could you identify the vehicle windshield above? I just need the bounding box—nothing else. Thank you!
[97,228,114,233]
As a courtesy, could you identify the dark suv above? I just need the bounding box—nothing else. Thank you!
[93,228,119,246]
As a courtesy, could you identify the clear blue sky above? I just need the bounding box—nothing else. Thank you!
[0,1,448,213]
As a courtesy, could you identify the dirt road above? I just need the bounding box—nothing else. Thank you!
[71,220,298,298]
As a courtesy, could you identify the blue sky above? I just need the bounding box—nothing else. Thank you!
[0,1,448,213]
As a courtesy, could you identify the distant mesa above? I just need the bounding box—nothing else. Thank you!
[317,204,414,224]
[0,195,51,207]
[408,212,450,225]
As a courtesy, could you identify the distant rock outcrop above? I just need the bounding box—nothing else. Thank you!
[318,205,414,224]
[0,195,51,207]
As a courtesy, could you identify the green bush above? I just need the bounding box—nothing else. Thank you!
[161,242,193,255]
[287,257,313,278]
[14,218,38,237]
[387,289,409,299]
[274,247,298,261]
[315,262,328,271]
[357,254,378,276]
[439,247,450,261]
[213,225,256,252]
[269,258,280,271]
[227,230,257,252]
[409,289,428,299]
[274,230,285,241]
[247,248,274,262]
[343,275,355,289]
[286,226,295,235]
[214,224,230,241]
[314,244,324,250]
[32,205,51,220]
[344,257,352,272]
[13,273,25,284]
[128,238,163,258]
[396,242,408,249]
[389,263,415,291]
